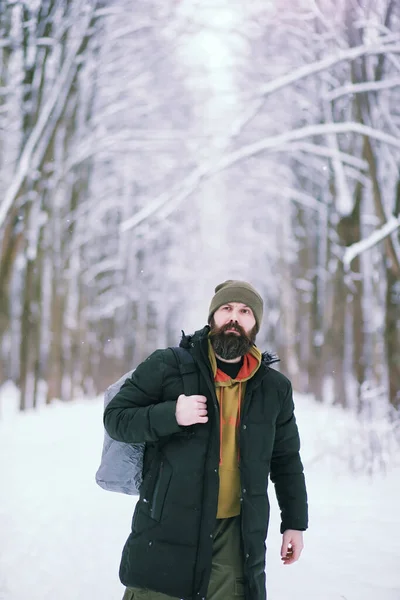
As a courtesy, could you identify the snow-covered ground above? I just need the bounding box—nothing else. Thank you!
[0,384,399,600]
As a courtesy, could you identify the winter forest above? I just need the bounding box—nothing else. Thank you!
[1,0,399,417]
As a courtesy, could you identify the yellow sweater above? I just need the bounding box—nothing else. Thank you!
[208,340,262,518]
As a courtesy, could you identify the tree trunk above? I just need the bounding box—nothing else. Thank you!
[351,250,365,412]
[325,256,348,407]
[46,276,66,404]
[385,266,400,410]
[19,256,35,411]
[294,205,313,394]
[278,201,301,388]
[308,203,328,402]
[0,6,14,387]
[386,188,400,409]
[32,222,45,409]
[132,289,149,368]
[19,196,46,410]
[0,211,24,385]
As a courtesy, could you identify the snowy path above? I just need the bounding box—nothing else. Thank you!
[0,395,399,600]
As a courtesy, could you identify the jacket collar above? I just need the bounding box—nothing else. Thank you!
[179,326,279,391]
[179,326,279,363]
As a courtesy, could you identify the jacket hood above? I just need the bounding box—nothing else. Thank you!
[179,326,280,367]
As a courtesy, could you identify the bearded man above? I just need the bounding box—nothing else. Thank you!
[104,280,308,600]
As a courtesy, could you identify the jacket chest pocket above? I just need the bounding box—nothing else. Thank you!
[243,422,275,462]
[150,459,172,522]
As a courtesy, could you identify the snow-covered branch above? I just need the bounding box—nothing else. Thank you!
[343,215,400,267]
[214,122,400,168]
[108,23,153,43]
[82,259,123,284]
[258,42,400,99]
[175,42,400,151]
[121,120,398,233]
[288,142,368,170]
[324,77,400,101]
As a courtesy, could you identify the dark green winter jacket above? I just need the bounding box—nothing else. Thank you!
[103,326,308,600]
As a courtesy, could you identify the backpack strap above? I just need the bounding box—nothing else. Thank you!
[169,346,199,397]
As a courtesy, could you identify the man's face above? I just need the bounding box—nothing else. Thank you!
[212,302,256,334]
[209,303,257,360]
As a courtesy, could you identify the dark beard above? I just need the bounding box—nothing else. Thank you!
[209,320,256,360]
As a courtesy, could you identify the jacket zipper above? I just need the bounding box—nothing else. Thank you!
[239,388,248,574]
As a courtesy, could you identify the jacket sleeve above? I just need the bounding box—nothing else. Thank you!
[270,380,308,533]
[103,349,184,443]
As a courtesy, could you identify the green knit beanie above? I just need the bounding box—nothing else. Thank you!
[208,280,263,332]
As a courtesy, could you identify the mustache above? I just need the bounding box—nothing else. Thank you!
[221,322,245,334]
[212,322,248,337]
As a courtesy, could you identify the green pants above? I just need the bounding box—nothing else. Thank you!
[122,516,245,600]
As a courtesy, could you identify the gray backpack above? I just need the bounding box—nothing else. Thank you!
[95,347,197,495]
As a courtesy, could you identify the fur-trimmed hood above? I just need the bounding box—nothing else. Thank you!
[179,325,280,366]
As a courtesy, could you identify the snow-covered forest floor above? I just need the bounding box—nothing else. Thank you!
[0,385,399,600]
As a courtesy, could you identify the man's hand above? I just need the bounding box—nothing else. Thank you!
[176,394,208,426]
[281,530,304,565]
